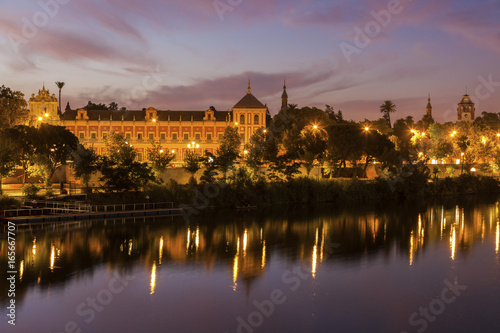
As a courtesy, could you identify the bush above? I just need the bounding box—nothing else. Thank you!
[0,196,21,214]
[22,183,41,199]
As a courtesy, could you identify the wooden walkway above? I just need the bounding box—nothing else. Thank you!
[4,207,184,224]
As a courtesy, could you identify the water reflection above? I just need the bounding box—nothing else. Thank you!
[1,199,500,306]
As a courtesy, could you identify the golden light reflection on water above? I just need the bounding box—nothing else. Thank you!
[450,225,456,261]
[150,261,156,295]
[496,222,499,254]
[195,226,200,250]
[159,236,164,265]
[32,237,36,256]
[261,240,266,269]
[409,231,414,266]
[233,237,240,290]
[19,260,24,281]
[243,229,248,257]
[50,244,55,271]
[312,227,319,278]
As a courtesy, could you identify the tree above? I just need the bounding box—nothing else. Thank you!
[55,82,65,116]
[148,143,175,177]
[0,85,29,130]
[83,101,109,110]
[183,150,202,182]
[380,100,396,128]
[362,129,395,174]
[326,123,364,177]
[109,102,118,110]
[27,124,79,189]
[2,125,38,184]
[98,132,156,192]
[215,126,241,180]
[0,135,17,194]
[71,144,99,190]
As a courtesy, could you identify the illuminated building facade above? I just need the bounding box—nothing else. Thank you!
[28,82,268,162]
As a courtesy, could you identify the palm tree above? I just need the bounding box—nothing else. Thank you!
[55,81,65,116]
[380,100,396,128]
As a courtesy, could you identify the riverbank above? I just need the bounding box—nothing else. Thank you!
[85,173,500,209]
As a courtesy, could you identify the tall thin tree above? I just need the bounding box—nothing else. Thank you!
[55,81,65,116]
[380,100,396,128]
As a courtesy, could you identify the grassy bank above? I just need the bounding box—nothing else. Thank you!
[86,173,500,208]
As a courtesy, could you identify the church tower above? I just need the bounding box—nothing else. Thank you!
[232,80,267,145]
[457,93,475,122]
[28,85,60,126]
[281,80,288,111]
[426,94,432,118]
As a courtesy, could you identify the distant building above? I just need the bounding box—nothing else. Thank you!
[457,93,475,121]
[426,94,432,118]
[28,81,270,162]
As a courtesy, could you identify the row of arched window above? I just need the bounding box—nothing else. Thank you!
[239,114,260,125]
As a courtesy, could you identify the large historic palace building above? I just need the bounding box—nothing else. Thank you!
[28,81,273,163]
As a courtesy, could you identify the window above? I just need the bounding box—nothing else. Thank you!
[218,133,223,141]
[240,114,245,124]
[239,133,244,143]
[102,132,108,140]
[207,133,212,142]
[172,133,178,141]
[138,133,143,141]
[126,133,131,141]
[90,132,97,141]
[137,153,143,162]
[149,133,154,141]
[79,132,85,140]
[160,133,166,141]
[195,133,201,141]
[183,133,189,142]
[254,114,259,125]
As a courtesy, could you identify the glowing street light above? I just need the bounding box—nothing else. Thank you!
[313,124,318,129]
[450,130,457,137]
[171,149,176,154]
[187,141,199,149]
[38,116,43,121]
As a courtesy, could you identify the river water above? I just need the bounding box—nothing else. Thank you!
[1,199,500,333]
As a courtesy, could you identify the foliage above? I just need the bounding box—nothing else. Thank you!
[0,85,28,130]
[22,183,41,198]
[82,101,110,110]
[215,126,241,179]
[0,196,21,213]
[0,135,17,194]
[148,143,175,177]
[183,150,202,176]
[98,132,156,192]
[71,144,99,189]
[379,100,396,128]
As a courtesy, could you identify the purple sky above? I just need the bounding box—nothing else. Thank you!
[1,0,499,122]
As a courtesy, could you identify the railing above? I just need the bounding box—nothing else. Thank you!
[91,202,174,213]
[3,201,175,218]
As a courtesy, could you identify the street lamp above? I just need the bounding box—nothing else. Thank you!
[364,126,370,132]
[187,142,199,150]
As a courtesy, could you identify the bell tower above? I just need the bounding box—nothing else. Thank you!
[29,84,60,126]
[426,94,432,118]
[457,93,475,122]
[281,80,288,111]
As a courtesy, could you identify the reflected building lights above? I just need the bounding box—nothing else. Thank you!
[32,237,37,256]
[187,227,191,253]
[312,227,319,278]
[233,237,240,290]
[261,240,266,269]
[243,229,248,257]
[409,231,414,266]
[150,261,156,295]
[496,222,499,254]
[128,239,133,256]
[450,225,456,261]
[195,226,200,250]
[159,236,164,265]
[50,244,55,271]
[19,260,24,281]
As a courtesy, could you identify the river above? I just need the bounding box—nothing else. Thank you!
[1,199,500,333]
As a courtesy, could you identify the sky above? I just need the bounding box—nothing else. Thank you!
[1,0,499,123]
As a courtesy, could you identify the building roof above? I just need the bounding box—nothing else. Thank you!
[60,109,232,122]
[233,93,266,109]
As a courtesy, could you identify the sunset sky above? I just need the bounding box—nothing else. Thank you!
[1,0,499,122]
